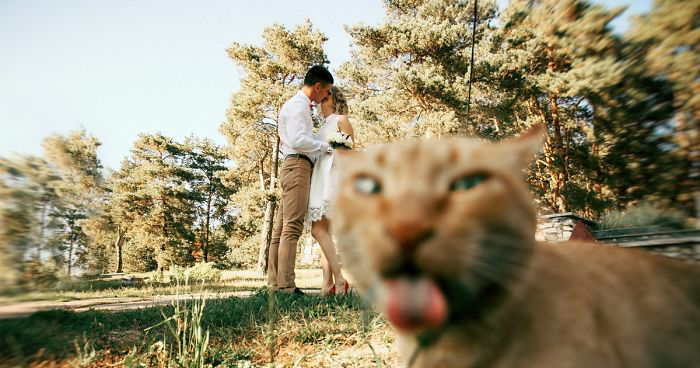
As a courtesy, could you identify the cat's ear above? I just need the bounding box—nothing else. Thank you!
[501,124,545,168]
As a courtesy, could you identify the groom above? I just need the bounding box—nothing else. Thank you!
[268,65,334,294]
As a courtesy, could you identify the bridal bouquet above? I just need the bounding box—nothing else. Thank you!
[328,131,353,150]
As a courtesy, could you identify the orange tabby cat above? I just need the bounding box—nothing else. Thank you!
[331,125,700,368]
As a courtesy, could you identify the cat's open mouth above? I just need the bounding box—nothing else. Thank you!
[382,276,448,332]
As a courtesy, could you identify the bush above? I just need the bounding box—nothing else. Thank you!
[28,260,61,289]
[184,262,221,284]
[123,242,158,272]
[146,262,222,285]
[223,236,259,269]
[597,202,690,230]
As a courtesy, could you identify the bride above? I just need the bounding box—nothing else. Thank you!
[307,86,353,296]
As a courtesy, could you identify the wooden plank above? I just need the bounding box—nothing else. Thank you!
[594,229,700,240]
[601,237,700,248]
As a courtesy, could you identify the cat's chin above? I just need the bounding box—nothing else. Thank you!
[382,277,448,332]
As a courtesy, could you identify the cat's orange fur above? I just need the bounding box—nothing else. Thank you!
[331,126,700,368]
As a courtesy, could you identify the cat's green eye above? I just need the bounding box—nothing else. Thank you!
[450,174,488,191]
[353,175,381,195]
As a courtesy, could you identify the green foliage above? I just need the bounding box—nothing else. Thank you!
[341,0,694,217]
[627,0,699,214]
[109,134,235,272]
[145,270,165,285]
[223,236,260,270]
[42,129,104,278]
[145,263,222,286]
[123,241,158,272]
[597,202,690,230]
[340,0,500,143]
[27,260,62,289]
[168,262,222,285]
[111,134,197,270]
[0,129,104,285]
[184,137,237,264]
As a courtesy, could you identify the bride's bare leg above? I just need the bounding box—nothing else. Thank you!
[319,245,333,294]
[311,217,346,291]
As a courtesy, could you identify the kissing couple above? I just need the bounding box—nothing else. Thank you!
[267,65,353,296]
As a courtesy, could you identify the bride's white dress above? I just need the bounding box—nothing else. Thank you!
[306,114,341,227]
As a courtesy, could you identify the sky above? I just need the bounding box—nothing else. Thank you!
[0,0,651,170]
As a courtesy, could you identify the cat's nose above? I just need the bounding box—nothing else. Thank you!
[386,218,434,251]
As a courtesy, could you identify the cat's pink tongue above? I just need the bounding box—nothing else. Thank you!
[384,277,447,331]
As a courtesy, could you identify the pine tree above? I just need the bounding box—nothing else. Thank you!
[183,137,236,263]
[627,0,699,215]
[0,156,60,273]
[487,0,631,214]
[111,134,196,271]
[42,129,103,277]
[340,0,500,144]
[0,158,41,286]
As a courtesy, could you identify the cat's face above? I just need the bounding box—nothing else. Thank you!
[331,126,544,333]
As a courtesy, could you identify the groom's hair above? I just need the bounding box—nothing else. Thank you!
[304,65,334,86]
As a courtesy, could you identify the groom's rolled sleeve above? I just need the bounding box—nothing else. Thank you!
[287,105,326,155]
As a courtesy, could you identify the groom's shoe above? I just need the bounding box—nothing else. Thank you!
[292,287,306,296]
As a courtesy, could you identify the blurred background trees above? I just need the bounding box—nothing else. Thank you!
[0,0,697,288]
[341,0,696,216]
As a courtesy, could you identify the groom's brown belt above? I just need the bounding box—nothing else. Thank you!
[285,154,313,166]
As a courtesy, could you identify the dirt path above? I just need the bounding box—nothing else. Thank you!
[0,288,320,319]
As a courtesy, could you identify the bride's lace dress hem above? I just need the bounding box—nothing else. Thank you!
[306,200,331,225]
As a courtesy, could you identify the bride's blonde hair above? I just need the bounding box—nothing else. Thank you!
[331,86,349,115]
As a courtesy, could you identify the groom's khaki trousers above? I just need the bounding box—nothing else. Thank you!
[268,155,313,291]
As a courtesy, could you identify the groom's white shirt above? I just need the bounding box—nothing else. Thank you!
[278,90,329,163]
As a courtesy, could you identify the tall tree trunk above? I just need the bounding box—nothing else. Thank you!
[204,189,212,262]
[258,134,281,274]
[548,96,568,212]
[531,98,563,213]
[549,96,567,181]
[546,46,568,212]
[67,240,74,278]
[115,227,125,273]
[37,203,46,264]
[160,197,168,272]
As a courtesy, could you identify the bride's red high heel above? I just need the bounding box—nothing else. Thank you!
[338,281,350,296]
[321,285,335,296]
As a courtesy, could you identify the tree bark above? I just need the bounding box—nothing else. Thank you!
[545,46,568,212]
[160,195,168,272]
[204,187,212,262]
[67,240,73,278]
[37,202,46,264]
[115,226,125,273]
